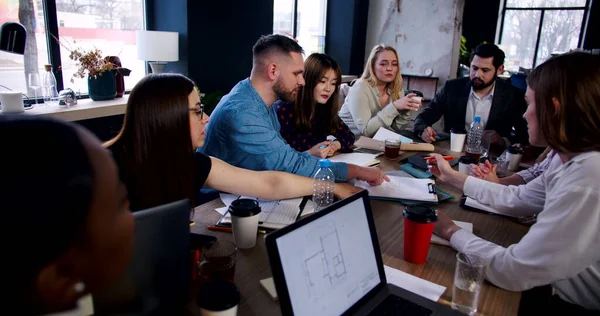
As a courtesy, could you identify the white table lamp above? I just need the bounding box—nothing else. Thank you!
[136,30,179,74]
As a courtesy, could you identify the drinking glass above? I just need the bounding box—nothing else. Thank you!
[452,253,486,315]
[28,73,41,105]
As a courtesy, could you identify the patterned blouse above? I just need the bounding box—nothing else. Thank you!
[274,100,356,152]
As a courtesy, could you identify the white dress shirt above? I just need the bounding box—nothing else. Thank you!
[451,151,600,310]
[515,150,557,183]
[465,84,495,131]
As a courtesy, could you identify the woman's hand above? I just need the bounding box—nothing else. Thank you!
[471,160,499,183]
[427,153,469,189]
[427,153,457,182]
[327,140,342,156]
[392,93,421,112]
[357,166,390,186]
[306,140,332,158]
[434,210,462,240]
[333,183,363,198]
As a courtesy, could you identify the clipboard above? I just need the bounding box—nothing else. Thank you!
[353,176,440,204]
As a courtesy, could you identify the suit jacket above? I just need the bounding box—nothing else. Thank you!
[414,77,528,144]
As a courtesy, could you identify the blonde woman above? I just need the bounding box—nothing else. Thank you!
[338,44,421,137]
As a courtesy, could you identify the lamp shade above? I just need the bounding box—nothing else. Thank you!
[136,30,179,62]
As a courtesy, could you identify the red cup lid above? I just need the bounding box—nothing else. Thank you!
[403,205,437,223]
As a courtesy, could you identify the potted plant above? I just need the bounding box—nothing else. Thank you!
[68,48,131,101]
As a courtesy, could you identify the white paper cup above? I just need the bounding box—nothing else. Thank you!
[506,146,524,171]
[458,156,477,175]
[506,153,523,171]
[0,91,25,113]
[200,306,238,316]
[450,132,467,152]
[229,199,261,249]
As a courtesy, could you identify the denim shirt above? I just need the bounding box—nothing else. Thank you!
[199,78,349,181]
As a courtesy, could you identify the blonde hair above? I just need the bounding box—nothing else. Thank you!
[361,44,403,101]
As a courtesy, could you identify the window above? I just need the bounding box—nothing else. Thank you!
[273,0,327,56]
[497,0,589,70]
[0,0,144,102]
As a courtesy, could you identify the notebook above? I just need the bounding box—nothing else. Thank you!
[353,175,438,203]
[460,196,518,218]
[215,194,305,230]
[372,127,414,143]
[431,221,473,246]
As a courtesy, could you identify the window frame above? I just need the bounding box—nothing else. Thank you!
[496,0,591,67]
[273,0,327,54]
[19,0,147,105]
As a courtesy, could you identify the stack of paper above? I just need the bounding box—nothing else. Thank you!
[216,194,304,229]
[384,265,446,301]
[329,152,379,166]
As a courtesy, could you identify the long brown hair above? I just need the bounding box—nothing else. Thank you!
[361,44,403,101]
[293,53,342,134]
[527,52,600,153]
[105,73,197,211]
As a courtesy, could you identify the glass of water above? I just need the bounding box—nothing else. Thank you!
[452,252,486,315]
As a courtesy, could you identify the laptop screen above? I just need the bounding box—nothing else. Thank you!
[275,197,382,316]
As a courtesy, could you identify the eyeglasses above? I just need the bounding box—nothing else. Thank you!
[189,104,204,120]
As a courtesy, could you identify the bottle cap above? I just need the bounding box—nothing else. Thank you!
[474,116,481,123]
[318,159,331,168]
[44,64,52,71]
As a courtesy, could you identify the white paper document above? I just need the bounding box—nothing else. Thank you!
[431,221,473,246]
[217,193,304,229]
[329,152,379,166]
[353,175,437,202]
[384,265,446,301]
[373,127,414,143]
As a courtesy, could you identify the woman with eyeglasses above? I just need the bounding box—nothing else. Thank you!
[106,73,360,212]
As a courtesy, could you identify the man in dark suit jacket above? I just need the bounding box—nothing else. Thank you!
[414,44,528,153]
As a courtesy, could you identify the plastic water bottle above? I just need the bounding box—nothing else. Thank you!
[313,159,335,212]
[465,116,484,162]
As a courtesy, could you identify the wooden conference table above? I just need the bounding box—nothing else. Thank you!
[190,140,530,316]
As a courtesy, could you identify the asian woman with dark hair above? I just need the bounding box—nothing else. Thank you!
[275,53,355,158]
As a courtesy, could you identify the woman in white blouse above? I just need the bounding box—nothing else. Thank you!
[338,44,421,137]
[429,52,600,313]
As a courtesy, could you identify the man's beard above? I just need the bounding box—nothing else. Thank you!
[471,73,497,91]
[273,78,297,103]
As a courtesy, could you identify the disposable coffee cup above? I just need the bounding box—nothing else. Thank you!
[506,146,524,171]
[458,156,477,175]
[403,205,437,264]
[450,128,467,152]
[197,280,240,316]
[229,199,261,249]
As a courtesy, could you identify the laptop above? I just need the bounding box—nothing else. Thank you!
[93,199,191,315]
[265,190,462,316]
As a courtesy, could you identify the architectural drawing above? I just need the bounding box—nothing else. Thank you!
[304,228,347,288]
